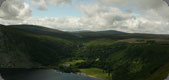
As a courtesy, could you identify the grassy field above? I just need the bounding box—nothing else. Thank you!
[63,60,110,80]
[64,60,85,65]
[80,68,110,80]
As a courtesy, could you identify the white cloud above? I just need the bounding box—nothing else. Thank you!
[75,4,169,33]
[30,0,73,10]
[99,0,169,19]
[99,0,165,10]
[0,0,32,20]
[78,4,135,29]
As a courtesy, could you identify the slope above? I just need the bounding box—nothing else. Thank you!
[0,25,76,68]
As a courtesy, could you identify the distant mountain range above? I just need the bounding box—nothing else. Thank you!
[96,30,126,34]
[72,30,126,34]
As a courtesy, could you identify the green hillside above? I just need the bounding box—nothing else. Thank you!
[76,40,169,80]
[0,24,169,80]
[0,25,76,68]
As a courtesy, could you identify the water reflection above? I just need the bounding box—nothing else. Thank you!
[165,76,169,80]
[0,69,102,80]
[0,74,4,80]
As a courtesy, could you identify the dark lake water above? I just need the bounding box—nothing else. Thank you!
[0,69,103,80]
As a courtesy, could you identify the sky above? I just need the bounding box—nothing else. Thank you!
[0,0,169,34]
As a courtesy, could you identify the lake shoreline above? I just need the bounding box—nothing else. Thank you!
[0,69,102,80]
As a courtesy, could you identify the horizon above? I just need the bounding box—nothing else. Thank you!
[0,0,169,34]
[2,23,169,35]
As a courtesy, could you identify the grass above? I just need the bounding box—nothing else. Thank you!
[63,60,110,80]
[80,68,110,80]
[65,60,85,65]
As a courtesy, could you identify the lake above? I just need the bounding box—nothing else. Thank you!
[165,76,169,80]
[0,69,103,80]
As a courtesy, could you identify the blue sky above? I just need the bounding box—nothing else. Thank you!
[31,5,83,18]
[27,0,97,18]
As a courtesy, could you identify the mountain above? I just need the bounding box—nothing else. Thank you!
[8,24,79,40]
[0,24,169,80]
[0,24,77,68]
[71,30,93,33]
[96,30,126,34]
[72,30,125,34]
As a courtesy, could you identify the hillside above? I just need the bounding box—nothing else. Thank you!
[8,24,79,40]
[76,39,169,80]
[0,25,76,68]
[0,24,169,80]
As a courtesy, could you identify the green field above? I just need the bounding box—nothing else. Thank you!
[65,60,85,65]
[80,68,110,80]
[62,60,110,80]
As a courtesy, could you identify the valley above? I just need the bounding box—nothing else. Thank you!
[0,24,169,80]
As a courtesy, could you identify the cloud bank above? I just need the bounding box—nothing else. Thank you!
[0,0,169,34]
[0,0,31,20]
